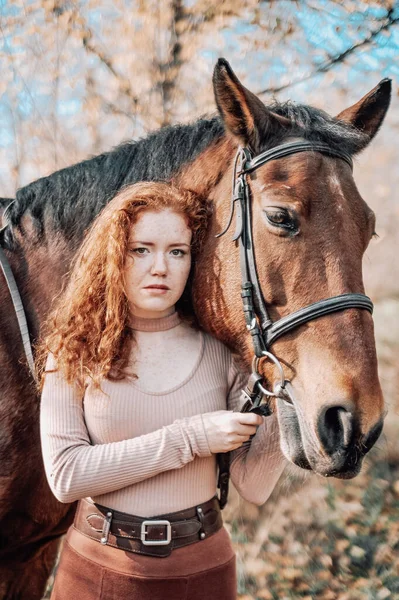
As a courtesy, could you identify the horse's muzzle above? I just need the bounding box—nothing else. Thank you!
[276,392,384,478]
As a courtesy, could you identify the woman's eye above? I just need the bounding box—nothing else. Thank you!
[131,247,149,255]
[264,209,297,231]
[170,249,186,257]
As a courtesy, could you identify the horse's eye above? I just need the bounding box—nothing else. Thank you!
[264,208,297,231]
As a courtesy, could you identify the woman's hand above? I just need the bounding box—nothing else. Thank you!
[201,410,263,453]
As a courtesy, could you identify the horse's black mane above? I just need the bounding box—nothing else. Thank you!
[1,101,367,248]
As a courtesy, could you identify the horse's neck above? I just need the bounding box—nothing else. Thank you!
[175,135,234,199]
[178,136,249,354]
[6,233,75,342]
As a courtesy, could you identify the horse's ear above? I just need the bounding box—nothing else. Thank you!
[336,79,391,151]
[213,58,290,151]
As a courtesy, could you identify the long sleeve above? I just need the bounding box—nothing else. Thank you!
[227,359,287,506]
[40,355,211,503]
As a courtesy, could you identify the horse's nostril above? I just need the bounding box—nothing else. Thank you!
[362,420,384,454]
[318,405,354,455]
[336,409,353,448]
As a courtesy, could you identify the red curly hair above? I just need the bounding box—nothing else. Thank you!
[39,182,211,391]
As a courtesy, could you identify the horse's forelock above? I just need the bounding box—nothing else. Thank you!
[267,101,369,155]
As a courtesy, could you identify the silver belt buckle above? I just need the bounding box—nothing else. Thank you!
[140,520,172,546]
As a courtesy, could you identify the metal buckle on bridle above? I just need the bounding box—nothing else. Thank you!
[216,148,251,240]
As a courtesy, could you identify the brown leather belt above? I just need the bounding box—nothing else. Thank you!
[73,497,223,558]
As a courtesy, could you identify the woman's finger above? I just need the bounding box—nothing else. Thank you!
[235,424,259,436]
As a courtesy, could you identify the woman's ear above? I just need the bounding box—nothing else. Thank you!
[213,58,290,152]
[336,79,391,152]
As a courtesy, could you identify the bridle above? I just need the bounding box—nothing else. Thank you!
[216,139,374,509]
[216,140,373,415]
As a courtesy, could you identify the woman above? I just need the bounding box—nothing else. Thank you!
[40,181,286,600]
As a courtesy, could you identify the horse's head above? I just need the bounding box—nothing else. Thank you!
[194,59,391,478]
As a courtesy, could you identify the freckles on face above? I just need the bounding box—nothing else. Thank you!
[124,209,192,319]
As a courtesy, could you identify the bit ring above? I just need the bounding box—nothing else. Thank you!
[251,351,285,398]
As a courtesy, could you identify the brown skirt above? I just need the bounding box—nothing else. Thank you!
[51,524,237,600]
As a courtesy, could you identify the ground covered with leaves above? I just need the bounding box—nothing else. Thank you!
[226,451,399,600]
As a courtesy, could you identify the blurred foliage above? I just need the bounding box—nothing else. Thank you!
[226,449,399,599]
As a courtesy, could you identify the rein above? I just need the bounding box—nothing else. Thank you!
[0,203,37,381]
[216,140,373,508]
[0,245,37,380]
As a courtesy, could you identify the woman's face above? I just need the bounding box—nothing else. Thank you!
[124,209,192,319]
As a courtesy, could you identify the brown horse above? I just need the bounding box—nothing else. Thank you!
[0,59,390,599]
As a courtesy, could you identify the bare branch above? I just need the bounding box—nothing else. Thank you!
[78,21,140,109]
[158,0,185,127]
[257,8,398,96]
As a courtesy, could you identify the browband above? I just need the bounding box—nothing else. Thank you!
[241,140,353,173]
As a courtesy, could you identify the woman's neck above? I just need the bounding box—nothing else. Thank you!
[129,311,181,332]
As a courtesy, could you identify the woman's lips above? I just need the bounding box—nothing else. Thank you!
[143,285,169,294]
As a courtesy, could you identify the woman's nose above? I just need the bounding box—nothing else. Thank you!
[151,252,167,275]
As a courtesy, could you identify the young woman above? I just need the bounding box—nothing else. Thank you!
[40,181,286,600]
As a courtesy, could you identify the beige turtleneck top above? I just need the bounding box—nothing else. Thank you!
[40,313,286,516]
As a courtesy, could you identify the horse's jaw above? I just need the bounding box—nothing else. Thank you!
[274,383,383,479]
